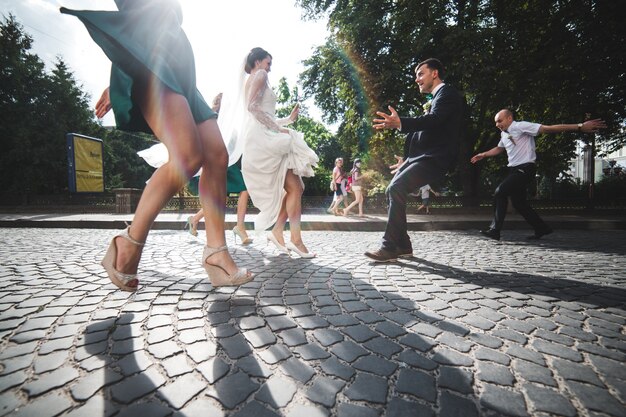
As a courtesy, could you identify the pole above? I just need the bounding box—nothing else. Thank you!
[585,113,594,210]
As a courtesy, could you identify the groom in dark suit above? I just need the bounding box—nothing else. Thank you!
[366,58,464,262]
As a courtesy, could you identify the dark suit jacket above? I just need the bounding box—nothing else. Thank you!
[399,84,464,173]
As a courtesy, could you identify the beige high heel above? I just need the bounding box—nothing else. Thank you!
[232,225,252,245]
[101,227,144,292]
[202,245,253,287]
[286,241,316,258]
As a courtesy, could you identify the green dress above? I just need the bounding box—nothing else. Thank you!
[60,0,215,134]
[226,158,246,194]
[187,159,246,196]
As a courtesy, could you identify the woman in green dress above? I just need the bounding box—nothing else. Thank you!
[61,0,252,289]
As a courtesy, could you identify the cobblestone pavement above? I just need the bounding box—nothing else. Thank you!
[0,228,625,417]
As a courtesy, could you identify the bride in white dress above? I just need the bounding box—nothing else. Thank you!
[238,48,319,258]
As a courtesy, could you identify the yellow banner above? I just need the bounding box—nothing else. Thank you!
[74,135,104,192]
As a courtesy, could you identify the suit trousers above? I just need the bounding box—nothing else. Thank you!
[382,161,441,252]
[490,163,549,232]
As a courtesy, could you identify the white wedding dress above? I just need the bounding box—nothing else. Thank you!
[241,69,318,231]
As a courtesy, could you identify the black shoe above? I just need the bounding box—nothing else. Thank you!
[527,228,553,240]
[397,247,413,258]
[480,229,501,241]
[364,248,398,262]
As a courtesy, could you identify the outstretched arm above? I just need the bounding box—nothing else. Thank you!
[399,88,462,133]
[538,119,606,134]
[373,106,402,130]
[471,146,505,164]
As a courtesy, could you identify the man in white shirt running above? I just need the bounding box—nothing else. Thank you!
[471,109,606,241]
[414,184,439,214]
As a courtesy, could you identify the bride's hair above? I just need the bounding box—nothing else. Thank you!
[245,47,272,74]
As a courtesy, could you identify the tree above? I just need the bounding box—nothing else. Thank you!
[0,15,153,195]
[37,58,103,193]
[0,15,101,193]
[296,0,626,200]
[102,129,155,190]
[0,14,48,193]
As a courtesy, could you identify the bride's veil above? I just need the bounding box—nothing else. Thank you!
[218,56,249,166]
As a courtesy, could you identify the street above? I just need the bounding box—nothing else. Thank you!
[0,228,624,416]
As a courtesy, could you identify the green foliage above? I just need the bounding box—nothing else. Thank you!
[0,15,153,194]
[595,175,626,201]
[102,129,155,190]
[549,176,587,199]
[360,169,388,196]
[296,0,626,199]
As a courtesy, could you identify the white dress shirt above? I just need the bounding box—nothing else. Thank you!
[498,120,541,167]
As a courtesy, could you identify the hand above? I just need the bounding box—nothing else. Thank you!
[581,119,607,133]
[95,87,111,119]
[470,153,485,164]
[279,127,290,134]
[389,155,404,174]
[373,106,401,130]
[289,103,300,122]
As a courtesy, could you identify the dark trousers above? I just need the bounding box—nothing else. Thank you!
[490,163,549,232]
[382,161,440,251]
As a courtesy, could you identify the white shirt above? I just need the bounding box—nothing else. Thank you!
[498,120,541,167]
[429,82,445,98]
[419,184,432,198]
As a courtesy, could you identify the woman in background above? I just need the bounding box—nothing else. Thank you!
[343,158,365,216]
[327,157,346,215]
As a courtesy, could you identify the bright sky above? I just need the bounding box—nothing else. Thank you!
[1,0,330,127]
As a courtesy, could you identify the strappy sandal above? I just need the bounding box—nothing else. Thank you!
[202,245,253,287]
[101,227,144,292]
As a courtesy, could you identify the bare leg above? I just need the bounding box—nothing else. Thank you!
[327,197,337,213]
[333,196,344,214]
[271,192,288,246]
[191,208,203,233]
[114,75,205,277]
[358,191,364,216]
[283,170,311,253]
[115,74,242,279]
[196,119,242,275]
[343,189,362,215]
[237,191,249,231]
[235,190,250,241]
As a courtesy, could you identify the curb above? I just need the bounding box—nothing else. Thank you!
[1,218,625,231]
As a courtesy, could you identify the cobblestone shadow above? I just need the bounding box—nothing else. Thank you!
[0,229,624,417]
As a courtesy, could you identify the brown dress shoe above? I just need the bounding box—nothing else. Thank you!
[364,248,398,262]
